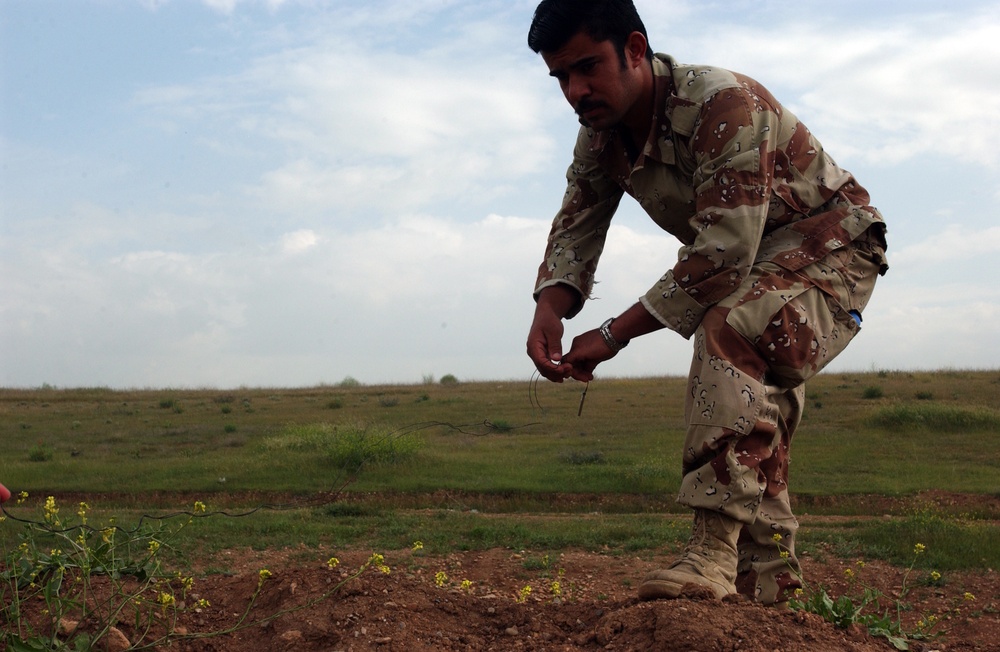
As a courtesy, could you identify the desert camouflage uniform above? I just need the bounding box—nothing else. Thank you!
[533,54,888,603]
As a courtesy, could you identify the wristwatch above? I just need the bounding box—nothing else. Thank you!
[599,318,629,352]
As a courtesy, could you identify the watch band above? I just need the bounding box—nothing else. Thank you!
[599,317,629,352]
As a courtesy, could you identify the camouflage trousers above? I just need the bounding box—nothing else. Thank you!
[675,231,885,603]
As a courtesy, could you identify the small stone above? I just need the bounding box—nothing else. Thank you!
[105,627,131,652]
[505,626,519,636]
[58,618,80,635]
[279,631,303,643]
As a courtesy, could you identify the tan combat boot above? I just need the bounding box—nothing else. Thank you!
[638,509,740,600]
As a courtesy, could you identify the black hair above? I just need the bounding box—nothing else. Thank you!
[527,0,653,64]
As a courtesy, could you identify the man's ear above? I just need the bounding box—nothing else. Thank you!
[624,31,648,68]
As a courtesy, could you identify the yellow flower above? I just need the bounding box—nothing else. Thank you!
[780,551,790,559]
[258,569,272,585]
[196,598,211,609]
[517,585,532,603]
[550,581,562,596]
[794,588,804,597]
[461,579,473,592]
[435,571,448,587]
[930,570,941,582]
[17,491,28,504]
[193,501,207,514]
[364,553,390,574]
[914,543,926,555]
[327,557,340,569]
[412,541,424,551]
[181,576,195,591]
[148,540,161,555]
[44,496,60,524]
[855,559,866,568]
[157,592,176,608]
[964,592,976,601]
[843,568,855,579]
[772,533,783,543]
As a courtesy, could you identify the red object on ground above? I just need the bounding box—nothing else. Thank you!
[0,482,11,503]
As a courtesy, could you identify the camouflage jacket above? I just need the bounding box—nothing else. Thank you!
[534,54,887,339]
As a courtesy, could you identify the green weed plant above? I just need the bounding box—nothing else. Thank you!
[0,493,390,651]
[260,422,422,472]
[787,540,979,650]
[869,403,1000,431]
[2,493,210,649]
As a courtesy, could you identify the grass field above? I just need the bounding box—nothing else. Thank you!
[2,369,999,570]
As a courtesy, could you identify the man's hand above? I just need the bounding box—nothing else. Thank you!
[527,285,581,382]
[563,329,616,382]
[563,302,666,382]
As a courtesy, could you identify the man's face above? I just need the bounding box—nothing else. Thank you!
[542,30,642,131]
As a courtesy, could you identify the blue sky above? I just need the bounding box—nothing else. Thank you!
[2,0,999,388]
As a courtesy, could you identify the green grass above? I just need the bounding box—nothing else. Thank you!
[5,372,996,497]
[853,512,1000,570]
[2,370,999,569]
[869,403,1000,431]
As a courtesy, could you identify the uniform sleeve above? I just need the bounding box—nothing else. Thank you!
[533,127,625,319]
[640,85,778,338]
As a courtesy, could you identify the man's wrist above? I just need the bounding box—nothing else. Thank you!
[537,284,582,320]
[599,318,630,352]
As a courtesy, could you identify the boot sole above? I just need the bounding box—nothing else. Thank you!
[637,578,684,600]
[638,571,734,601]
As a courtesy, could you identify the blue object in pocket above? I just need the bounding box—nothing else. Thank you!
[849,310,862,326]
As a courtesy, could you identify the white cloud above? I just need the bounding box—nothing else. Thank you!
[128,5,556,225]
[280,229,319,254]
[0,209,550,387]
[836,285,1000,372]
[657,5,1000,169]
[202,0,239,12]
[5,1,999,388]
[891,225,1000,266]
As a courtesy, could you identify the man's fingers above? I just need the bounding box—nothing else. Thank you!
[527,341,569,382]
[537,361,571,382]
[567,361,595,383]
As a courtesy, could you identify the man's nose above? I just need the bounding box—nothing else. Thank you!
[565,75,590,105]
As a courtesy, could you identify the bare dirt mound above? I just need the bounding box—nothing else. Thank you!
[146,548,997,652]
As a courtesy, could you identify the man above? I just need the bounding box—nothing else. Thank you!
[525,0,888,605]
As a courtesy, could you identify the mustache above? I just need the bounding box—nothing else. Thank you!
[574,99,607,116]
